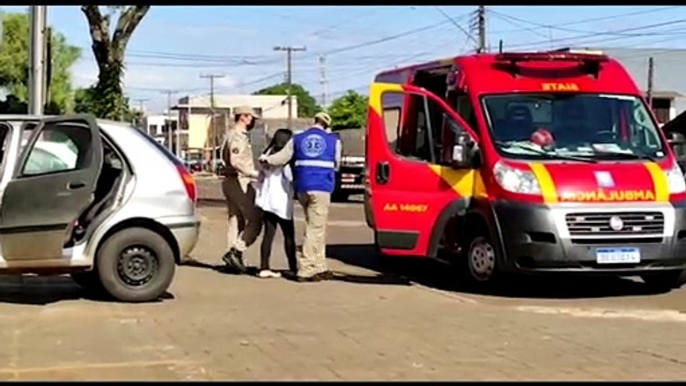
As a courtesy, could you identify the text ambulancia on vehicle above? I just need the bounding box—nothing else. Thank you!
[364,49,686,291]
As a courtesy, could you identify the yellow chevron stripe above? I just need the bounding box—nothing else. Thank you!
[529,163,558,204]
[644,162,669,202]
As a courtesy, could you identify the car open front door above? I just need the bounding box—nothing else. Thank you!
[0,115,103,262]
[365,82,480,257]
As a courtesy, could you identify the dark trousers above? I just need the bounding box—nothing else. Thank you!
[260,211,297,272]
[222,177,263,252]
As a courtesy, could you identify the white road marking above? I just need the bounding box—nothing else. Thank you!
[515,305,686,323]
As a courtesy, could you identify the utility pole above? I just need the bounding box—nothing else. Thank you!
[133,98,148,131]
[28,6,47,115]
[274,46,306,129]
[134,98,148,114]
[647,57,654,109]
[476,5,486,54]
[319,55,328,110]
[200,73,224,173]
[161,90,178,153]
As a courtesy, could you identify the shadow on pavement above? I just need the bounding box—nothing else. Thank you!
[0,275,175,305]
[183,257,409,285]
[326,243,666,300]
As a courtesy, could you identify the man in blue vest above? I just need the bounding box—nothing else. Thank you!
[259,112,341,282]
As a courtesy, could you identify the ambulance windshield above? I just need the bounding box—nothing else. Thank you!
[482,93,667,161]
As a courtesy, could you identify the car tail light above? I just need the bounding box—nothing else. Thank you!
[176,165,197,202]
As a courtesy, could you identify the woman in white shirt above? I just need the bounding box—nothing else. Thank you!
[254,129,297,278]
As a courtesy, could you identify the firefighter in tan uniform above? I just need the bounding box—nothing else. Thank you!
[260,112,341,282]
[221,105,263,273]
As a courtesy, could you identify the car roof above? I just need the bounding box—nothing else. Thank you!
[0,114,135,134]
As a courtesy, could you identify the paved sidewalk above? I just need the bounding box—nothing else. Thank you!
[0,205,683,380]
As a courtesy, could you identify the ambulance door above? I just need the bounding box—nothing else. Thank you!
[365,83,479,257]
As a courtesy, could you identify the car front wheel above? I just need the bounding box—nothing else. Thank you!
[97,227,176,303]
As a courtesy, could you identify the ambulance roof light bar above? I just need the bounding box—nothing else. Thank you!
[493,50,609,79]
[494,51,609,64]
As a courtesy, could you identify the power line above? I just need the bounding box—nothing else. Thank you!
[487,6,682,35]
[502,18,686,51]
[310,11,471,57]
[433,6,476,47]
[492,9,686,38]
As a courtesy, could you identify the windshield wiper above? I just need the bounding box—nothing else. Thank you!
[496,141,596,163]
[590,149,657,162]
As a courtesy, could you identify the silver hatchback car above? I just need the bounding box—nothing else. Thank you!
[0,114,201,302]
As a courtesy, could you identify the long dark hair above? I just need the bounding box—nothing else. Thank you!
[264,128,293,155]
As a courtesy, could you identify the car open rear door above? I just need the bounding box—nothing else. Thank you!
[0,115,103,261]
[365,82,479,257]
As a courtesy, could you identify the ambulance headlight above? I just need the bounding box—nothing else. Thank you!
[666,163,686,194]
[493,161,541,195]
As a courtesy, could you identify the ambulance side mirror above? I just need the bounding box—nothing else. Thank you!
[451,133,478,169]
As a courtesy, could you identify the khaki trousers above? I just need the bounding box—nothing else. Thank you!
[297,192,331,278]
[222,176,262,253]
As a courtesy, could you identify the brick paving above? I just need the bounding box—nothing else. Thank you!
[0,204,683,380]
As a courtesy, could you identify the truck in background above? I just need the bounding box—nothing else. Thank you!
[333,127,366,202]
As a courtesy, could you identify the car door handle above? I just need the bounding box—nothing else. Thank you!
[67,181,86,190]
[376,162,390,184]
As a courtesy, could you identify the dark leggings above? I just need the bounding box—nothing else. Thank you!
[260,211,297,272]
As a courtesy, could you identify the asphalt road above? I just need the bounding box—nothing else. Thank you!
[0,198,685,380]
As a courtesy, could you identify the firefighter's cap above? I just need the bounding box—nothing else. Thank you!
[234,105,259,118]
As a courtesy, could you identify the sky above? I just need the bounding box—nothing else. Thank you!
[4,5,686,114]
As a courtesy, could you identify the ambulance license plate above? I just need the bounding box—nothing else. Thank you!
[595,248,641,264]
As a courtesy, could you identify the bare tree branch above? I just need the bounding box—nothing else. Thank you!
[80,5,111,68]
[111,6,150,58]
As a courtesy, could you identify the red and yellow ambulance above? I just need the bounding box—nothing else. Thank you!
[364,49,686,290]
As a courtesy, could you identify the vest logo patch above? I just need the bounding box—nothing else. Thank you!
[301,133,327,158]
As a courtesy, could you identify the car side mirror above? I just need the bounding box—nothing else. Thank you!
[450,133,477,169]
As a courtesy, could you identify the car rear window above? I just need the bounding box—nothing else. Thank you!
[132,129,185,167]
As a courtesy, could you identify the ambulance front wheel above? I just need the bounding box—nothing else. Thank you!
[457,230,504,290]
[641,270,686,292]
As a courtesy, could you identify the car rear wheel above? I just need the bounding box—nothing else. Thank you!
[97,227,176,303]
[641,270,686,292]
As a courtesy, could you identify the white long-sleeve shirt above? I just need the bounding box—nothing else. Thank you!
[254,163,295,220]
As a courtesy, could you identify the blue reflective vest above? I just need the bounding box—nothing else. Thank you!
[293,127,338,194]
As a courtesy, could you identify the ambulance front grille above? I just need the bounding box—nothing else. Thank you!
[565,212,665,236]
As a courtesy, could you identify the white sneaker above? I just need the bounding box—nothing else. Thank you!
[258,270,281,279]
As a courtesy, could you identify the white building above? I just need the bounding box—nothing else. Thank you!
[142,113,179,148]
[172,94,298,158]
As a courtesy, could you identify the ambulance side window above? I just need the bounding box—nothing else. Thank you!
[381,91,447,164]
[454,93,478,132]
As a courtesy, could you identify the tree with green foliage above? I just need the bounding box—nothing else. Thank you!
[327,90,368,130]
[80,6,150,121]
[0,12,81,113]
[253,82,320,118]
